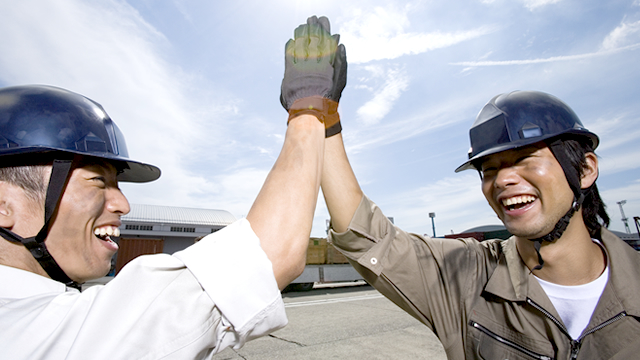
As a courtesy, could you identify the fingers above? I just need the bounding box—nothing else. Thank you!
[289,15,335,62]
[332,44,347,98]
[308,22,322,57]
[317,16,330,33]
[293,29,308,60]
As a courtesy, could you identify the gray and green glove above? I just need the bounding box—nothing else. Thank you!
[280,15,347,137]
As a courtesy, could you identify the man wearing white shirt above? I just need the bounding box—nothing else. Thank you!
[0,15,346,359]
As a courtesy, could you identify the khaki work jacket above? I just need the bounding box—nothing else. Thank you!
[329,195,640,359]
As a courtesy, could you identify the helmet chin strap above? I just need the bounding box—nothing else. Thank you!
[529,193,584,271]
[0,159,81,290]
[528,138,585,271]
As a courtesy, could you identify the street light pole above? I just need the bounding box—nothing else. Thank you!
[429,212,436,238]
[617,200,631,234]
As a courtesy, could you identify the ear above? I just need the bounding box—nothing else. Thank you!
[0,183,16,229]
[580,152,599,189]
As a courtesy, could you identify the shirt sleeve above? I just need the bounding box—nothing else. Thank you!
[329,195,481,349]
[173,218,287,348]
[1,218,286,360]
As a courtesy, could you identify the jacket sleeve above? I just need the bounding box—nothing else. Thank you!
[329,195,488,349]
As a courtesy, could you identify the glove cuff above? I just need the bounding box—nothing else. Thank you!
[287,96,341,137]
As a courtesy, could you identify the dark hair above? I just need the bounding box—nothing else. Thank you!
[0,153,123,205]
[0,156,49,204]
[551,137,610,238]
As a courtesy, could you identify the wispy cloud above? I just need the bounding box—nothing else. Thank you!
[0,0,243,210]
[355,65,409,125]
[451,42,640,67]
[602,20,640,50]
[521,0,561,11]
[453,18,640,67]
[377,172,500,236]
[339,5,497,63]
[345,92,482,154]
[599,151,640,175]
[586,112,640,151]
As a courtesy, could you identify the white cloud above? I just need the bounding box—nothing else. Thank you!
[345,93,482,154]
[356,65,409,125]
[585,111,640,175]
[338,5,496,63]
[451,42,640,67]
[0,0,242,209]
[521,0,561,11]
[453,18,640,68]
[602,20,640,50]
[378,173,500,236]
[599,151,640,175]
[586,113,640,151]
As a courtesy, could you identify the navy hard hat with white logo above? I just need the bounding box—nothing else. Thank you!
[0,85,160,182]
[455,90,599,172]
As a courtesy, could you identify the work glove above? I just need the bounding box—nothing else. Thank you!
[280,15,347,137]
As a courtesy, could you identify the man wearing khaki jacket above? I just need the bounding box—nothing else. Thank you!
[310,18,640,358]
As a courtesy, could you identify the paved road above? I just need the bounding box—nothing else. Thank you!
[212,283,447,359]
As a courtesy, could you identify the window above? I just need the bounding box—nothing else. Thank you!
[125,224,153,231]
[170,227,195,233]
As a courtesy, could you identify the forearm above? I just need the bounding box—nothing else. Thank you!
[246,115,324,289]
[321,133,363,233]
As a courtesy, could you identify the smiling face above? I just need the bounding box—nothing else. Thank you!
[44,161,130,283]
[480,143,574,240]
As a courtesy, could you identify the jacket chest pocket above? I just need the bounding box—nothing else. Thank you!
[469,320,554,360]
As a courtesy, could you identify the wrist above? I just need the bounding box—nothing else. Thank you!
[287,96,341,137]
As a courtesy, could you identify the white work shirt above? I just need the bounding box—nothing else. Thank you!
[0,219,287,359]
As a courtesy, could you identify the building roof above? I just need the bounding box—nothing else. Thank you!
[462,224,506,233]
[123,204,237,227]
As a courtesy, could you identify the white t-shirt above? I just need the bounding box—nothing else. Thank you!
[0,219,287,359]
[535,241,608,340]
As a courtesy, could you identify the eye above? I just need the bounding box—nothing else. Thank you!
[481,167,497,178]
[91,176,107,187]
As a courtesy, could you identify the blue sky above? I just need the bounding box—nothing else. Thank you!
[1,0,639,237]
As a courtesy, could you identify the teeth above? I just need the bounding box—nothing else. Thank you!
[94,226,121,238]
[502,195,536,207]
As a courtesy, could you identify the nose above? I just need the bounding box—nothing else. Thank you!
[494,166,520,189]
[106,186,130,215]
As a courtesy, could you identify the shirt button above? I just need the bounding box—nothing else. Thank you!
[370,257,378,265]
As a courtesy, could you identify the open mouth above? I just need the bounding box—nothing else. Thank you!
[501,195,536,211]
[94,226,120,241]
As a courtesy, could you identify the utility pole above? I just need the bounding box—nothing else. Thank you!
[617,200,631,234]
[429,212,436,237]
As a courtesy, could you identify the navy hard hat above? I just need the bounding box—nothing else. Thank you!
[0,85,160,182]
[455,90,599,172]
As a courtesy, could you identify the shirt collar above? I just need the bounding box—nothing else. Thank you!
[0,264,68,299]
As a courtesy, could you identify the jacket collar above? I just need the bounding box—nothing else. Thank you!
[599,228,640,317]
[483,237,530,302]
[483,229,640,317]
